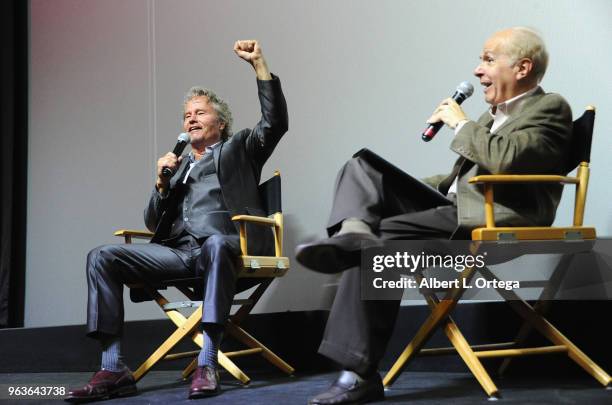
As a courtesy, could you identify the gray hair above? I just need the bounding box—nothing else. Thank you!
[503,27,549,83]
[183,87,233,140]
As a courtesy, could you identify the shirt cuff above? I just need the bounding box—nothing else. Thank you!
[454,119,469,135]
[257,73,279,83]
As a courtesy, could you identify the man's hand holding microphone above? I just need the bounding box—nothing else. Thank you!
[156,132,190,195]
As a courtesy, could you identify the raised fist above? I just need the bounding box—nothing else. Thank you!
[233,40,271,80]
[233,39,263,64]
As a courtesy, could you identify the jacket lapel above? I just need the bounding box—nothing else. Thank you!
[213,141,224,175]
[491,87,544,134]
[438,157,464,194]
[169,158,190,189]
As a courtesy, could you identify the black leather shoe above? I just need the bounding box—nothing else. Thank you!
[65,368,136,402]
[309,370,384,404]
[296,233,382,274]
[189,366,220,399]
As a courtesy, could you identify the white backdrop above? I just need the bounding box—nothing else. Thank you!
[27,0,612,327]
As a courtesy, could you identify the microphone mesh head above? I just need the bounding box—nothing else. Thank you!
[178,132,191,143]
[457,81,474,97]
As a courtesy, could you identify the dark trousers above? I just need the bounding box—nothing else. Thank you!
[86,233,249,339]
[319,155,459,374]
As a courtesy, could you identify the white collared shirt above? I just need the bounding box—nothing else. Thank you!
[447,86,540,195]
[183,141,221,184]
[488,86,540,133]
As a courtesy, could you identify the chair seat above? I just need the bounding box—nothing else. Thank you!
[126,256,290,291]
[474,238,596,266]
[472,226,596,241]
[240,256,289,277]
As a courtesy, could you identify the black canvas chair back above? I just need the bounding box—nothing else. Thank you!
[566,107,595,173]
[259,172,282,216]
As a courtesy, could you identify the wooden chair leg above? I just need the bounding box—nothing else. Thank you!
[218,351,251,384]
[231,279,272,326]
[478,266,611,387]
[383,299,458,387]
[188,328,252,384]
[421,286,499,398]
[506,298,611,387]
[498,255,573,375]
[135,290,251,385]
[182,358,198,380]
[132,305,201,381]
[226,320,295,375]
[139,277,287,385]
[179,344,251,385]
[443,316,500,398]
[383,265,477,388]
[223,278,294,379]
[497,301,548,376]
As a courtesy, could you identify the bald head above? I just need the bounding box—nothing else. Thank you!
[491,27,549,84]
[475,27,549,105]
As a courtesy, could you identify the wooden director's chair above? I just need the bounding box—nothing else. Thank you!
[114,170,295,385]
[383,107,611,398]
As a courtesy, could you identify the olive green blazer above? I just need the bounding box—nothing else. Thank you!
[423,88,573,233]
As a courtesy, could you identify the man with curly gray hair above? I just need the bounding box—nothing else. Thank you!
[68,40,288,402]
[183,87,233,141]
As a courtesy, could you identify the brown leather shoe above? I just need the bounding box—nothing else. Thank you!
[189,366,220,399]
[65,368,136,402]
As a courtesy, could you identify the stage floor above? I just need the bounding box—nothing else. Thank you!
[1,370,610,404]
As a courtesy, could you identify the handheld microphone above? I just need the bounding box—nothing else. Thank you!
[161,132,191,178]
[421,81,474,142]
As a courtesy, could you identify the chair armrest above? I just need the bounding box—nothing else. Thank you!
[113,229,154,243]
[232,214,283,257]
[231,215,276,227]
[469,174,581,229]
[469,174,578,184]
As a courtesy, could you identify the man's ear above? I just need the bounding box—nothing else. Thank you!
[515,58,534,81]
[219,121,226,131]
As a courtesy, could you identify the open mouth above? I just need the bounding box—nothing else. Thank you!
[189,126,202,132]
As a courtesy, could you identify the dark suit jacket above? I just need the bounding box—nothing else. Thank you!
[423,88,573,231]
[144,75,288,255]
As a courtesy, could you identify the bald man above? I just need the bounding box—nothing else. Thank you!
[297,27,572,404]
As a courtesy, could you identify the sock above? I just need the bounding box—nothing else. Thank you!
[198,323,224,369]
[100,336,126,372]
[341,367,378,384]
[337,218,374,236]
[346,370,366,383]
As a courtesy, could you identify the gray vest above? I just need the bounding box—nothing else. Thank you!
[168,152,235,240]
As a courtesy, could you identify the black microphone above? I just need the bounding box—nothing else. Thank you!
[421,81,474,142]
[161,132,191,177]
